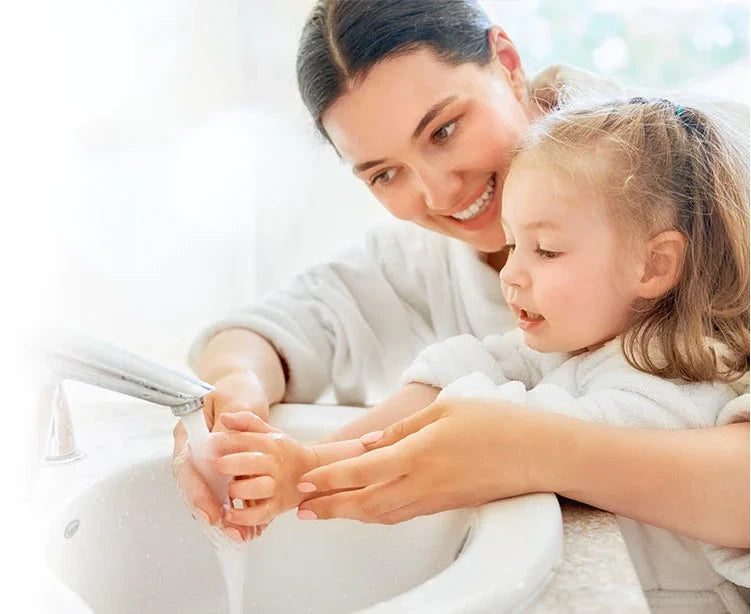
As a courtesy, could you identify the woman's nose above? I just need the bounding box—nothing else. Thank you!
[416,166,461,212]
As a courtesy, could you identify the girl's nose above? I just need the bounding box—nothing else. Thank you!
[499,251,530,289]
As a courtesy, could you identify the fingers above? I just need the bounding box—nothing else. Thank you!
[209,430,277,456]
[375,495,454,525]
[308,438,367,467]
[220,411,279,434]
[297,479,414,522]
[360,402,442,451]
[375,502,425,525]
[224,499,275,526]
[216,451,276,477]
[173,454,223,525]
[202,396,216,431]
[228,475,276,500]
[296,444,412,493]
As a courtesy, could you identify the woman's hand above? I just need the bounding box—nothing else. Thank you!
[202,370,271,430]
[172,370,271,540]
[295,397,567,524]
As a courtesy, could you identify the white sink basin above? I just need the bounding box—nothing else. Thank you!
[44,404,562,613]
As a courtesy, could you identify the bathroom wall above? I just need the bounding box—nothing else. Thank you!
[32,0,390,374]
[22,0,749,377]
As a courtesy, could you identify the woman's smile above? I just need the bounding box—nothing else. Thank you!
[443,173,499,231]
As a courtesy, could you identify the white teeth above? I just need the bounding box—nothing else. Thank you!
[452,176,496,221]
[522,310,543,320]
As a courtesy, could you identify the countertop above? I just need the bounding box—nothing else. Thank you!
[531,500,649,613]
[32,399,649,613]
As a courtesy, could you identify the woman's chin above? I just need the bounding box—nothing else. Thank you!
[469,233,506,255]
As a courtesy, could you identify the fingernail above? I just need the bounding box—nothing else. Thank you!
[296,482,317,493]
[224,527,243,542]
[297,509,317,520]
[360,430,383,444]
[196,509,211,524]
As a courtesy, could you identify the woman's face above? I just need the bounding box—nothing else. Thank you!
[321,38,534,254]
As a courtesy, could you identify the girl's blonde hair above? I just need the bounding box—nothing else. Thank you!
[514,97,749,383]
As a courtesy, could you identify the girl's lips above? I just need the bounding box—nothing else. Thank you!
[517,308,545,331]
[518,316,544,331]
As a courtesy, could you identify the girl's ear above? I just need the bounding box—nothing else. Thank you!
[638,230,687,299]
[486,26,527,103]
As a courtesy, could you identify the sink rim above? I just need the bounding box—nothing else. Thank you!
[40,402,563,613]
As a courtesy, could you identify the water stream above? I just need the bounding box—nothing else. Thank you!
[180,411,247,614]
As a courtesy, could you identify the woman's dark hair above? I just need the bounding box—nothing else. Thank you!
[297,0,493,138]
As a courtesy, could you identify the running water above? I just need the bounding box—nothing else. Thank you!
[180,411,247,614]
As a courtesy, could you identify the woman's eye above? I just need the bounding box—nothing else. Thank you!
[536,248,560,260]
[431,120,457,143]
[370,168,396,186]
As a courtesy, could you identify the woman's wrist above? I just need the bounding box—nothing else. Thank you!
[196,329,286,404]
[513,410,583,495]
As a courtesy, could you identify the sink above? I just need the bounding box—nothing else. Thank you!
[44,404,563,613]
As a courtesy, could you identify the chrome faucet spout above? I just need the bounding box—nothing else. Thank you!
[32,328,213,416]
[29,328,213,464]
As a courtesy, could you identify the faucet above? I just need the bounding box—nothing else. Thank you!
[30,328,213,464]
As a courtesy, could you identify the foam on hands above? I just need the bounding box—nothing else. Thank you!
[180,411,247,614]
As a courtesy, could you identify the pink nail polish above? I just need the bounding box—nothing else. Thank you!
[297,509,317,520]
[360,430,384,445]
[296,482,317,493]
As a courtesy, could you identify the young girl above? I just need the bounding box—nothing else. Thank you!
[212,97,749,610]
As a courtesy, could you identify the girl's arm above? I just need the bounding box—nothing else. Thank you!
[316,383,440,444]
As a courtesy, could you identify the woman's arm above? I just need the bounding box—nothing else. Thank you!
[558,419,749,548]
[196,328,287,414]
[297,398,749,548]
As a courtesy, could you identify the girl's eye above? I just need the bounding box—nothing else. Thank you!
[370,168,396,186]
[431,120,457,143]
[536,248,560,260]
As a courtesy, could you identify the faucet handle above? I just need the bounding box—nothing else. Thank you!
[39,379,83,464]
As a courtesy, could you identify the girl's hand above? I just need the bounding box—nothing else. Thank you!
[212,412,319,528]
[295,397,567,524]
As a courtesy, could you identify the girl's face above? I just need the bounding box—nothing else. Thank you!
[321,38,534,254]
[499,162,644,353]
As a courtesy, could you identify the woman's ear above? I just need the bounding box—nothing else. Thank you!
[637,230,687,299]
[487,26,527,103]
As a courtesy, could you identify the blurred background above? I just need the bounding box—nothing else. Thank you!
[16,0,750,371]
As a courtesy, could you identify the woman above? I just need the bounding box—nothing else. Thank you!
[173,0,749,558]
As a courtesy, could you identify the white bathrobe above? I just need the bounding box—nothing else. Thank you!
[189,221,517,405]
[402,329,750,613]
